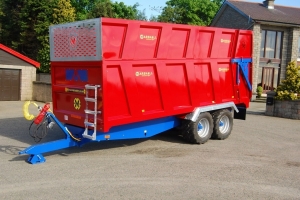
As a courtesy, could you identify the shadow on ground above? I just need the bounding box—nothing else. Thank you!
[0,117,187,163]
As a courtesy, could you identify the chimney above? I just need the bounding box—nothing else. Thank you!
[263,0,275,9]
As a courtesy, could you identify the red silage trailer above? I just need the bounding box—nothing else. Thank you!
[20,18,252,164]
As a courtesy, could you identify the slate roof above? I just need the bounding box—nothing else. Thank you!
[227,0,300,25]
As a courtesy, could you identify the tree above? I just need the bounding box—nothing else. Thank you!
[0,0,24,48]
[133,5,148,21]
[275,61,300,100]
[0,1,4,17]
[87,0,144,20]
[158,0,223,26]
[149,15,158,22]
[0,0,75,72]
[70,0,97,20]
[86,0,113,19]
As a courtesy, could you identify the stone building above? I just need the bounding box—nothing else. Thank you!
[211,0,300,97]
[0,44,40,101]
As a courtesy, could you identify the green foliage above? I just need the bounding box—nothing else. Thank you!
[134,6,148,21]
[112,2,137,19]
[0,0,75,73]
[149,15,158,22]
[87,1,144,20]
[70,0,97,20]
[256,86,263,98]
[0,1,4,17]
[0,0,24,48]
[158,0,222,25]
[275,61,300,100]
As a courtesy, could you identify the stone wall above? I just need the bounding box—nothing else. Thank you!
[36,73,51,83]
[251,24,261,99]
[32,73,52,102]
[32,81,52,102]
[266,100,300,120]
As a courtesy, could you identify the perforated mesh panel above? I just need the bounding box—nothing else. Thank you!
[50,18,102,61]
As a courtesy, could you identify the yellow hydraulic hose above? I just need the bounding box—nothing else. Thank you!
[65,127,81,142]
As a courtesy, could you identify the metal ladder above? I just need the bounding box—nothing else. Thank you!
[82,84,101,140]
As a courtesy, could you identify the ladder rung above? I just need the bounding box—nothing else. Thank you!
[85,97,96,102]
[85,110,96,115]
[85,85,100,90]
[85,110,101,115]
[82,134,95,140]
[84,122,95,127]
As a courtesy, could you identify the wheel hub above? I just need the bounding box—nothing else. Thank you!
[197,118,209,138]
[219,115,230,134]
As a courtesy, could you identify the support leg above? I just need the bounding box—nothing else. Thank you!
[27,154,46,164]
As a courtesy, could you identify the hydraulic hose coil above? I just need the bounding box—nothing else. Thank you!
[23,101,39,120]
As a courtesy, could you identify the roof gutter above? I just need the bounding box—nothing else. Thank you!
[254,20,300,28]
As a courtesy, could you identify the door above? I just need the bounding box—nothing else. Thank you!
[260,66,279,91]
[0,68,21,101]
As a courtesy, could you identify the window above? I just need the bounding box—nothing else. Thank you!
[260,30,283,59]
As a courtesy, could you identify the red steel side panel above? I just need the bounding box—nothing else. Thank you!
[51,18,252,132]
[51,61,104,130]
[100,18,252,132]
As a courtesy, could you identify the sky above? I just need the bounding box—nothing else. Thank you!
[114,0,300,19]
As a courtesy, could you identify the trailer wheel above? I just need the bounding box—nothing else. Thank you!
[211,109,233,140]
[183,112,213,144]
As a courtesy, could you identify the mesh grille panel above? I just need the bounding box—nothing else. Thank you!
[50,18,102,61]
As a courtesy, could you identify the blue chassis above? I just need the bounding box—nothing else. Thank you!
[19,112,180,164]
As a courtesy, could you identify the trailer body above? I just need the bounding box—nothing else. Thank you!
[50,18,252,132]
[20,18,252,164]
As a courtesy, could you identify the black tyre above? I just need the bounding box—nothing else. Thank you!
[182,112,213,144]
[211,109,233,140]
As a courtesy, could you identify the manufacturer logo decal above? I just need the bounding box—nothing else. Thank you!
[140,34,157,41]
[135,71,153,77]
[221,39,231,44]
[219,68,229,72]
[74,98,81,110]
[69,33,78,49]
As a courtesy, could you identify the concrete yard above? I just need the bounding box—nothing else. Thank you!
[0,101,299,199]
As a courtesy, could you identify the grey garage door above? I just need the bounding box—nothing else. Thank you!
[0,69,20,101]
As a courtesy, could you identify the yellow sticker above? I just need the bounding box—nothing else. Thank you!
[65,88,85,94]
[74,98,81,110]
